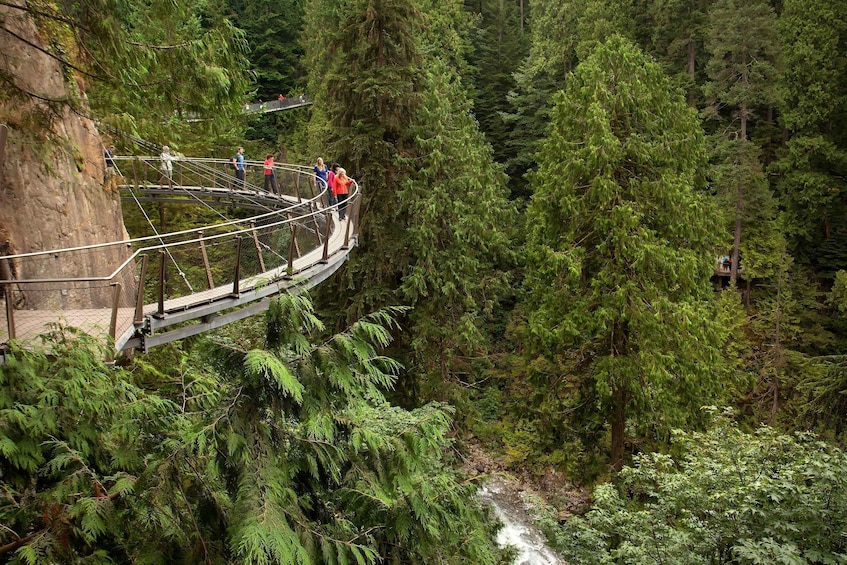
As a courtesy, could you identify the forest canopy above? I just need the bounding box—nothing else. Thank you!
[2,0,847,561]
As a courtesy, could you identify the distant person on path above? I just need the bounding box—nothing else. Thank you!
[333,167,352,220]
[313,157,330,206]
[231,147,245,189]
[104,145,116,173]
[263,153,277,193]
[159,145,175,185]
[104,145,118,192]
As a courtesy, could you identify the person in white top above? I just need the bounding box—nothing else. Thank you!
[159,145,175,185]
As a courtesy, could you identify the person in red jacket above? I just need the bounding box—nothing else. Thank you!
[263,153,277,194]
[333,167,352,220]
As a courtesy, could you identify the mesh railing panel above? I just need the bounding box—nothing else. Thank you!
[0,159,353,349]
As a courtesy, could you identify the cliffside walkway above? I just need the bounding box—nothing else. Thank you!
[244,95,312,114]
[0,157,360,353]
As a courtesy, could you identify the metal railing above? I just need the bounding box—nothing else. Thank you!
[244,96,312,114]
[0,157,361,352]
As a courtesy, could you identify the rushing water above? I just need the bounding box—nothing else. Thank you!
[478,476,564,565]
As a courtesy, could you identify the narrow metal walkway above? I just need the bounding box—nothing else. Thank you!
[0,157,360,352]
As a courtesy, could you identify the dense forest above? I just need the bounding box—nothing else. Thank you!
[2,0,847,562]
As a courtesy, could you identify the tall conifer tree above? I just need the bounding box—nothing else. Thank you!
[304,0,514,396]
[774,0,847,265]
[524,36,725,469]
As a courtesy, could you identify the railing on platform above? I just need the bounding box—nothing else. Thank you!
[0,158,361,352]
[244,96,312,114]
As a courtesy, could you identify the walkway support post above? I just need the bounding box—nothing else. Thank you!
[0,128,15,339]
[251,222,265,272]
[1,258,15,340]
[343,210,352,249]
[134,254,148,324]
[322,211,332,263]
[156,250,166,318]
[109,282,122,342]
[350,193,362,238]
[286,225,297,277]
[198,231,213,289]
[232,236,242,297]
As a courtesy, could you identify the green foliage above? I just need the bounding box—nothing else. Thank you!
[84,0,253,144]
[0,296,502,562]
[771,0,847,266]
[523,36,727,466]
[703,0,779,137]
[463,0,529,169]
[548,412,847,564]
[708,136,783,284]
[305,0,516,403]
[0,330,175,562]
[503,0,635,200]
[645,0,712,102]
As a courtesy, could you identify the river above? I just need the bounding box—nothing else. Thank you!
[478,476,565,565]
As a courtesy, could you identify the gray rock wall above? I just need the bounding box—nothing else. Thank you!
[0,0,131,310]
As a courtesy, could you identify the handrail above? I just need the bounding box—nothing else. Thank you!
[2,182,359,284]
[0,157,331,262]
[0,160,362,352]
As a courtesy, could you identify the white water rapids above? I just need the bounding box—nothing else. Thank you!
[478,476,564,565]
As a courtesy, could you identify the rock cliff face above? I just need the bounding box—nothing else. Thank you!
[0,0,131,309]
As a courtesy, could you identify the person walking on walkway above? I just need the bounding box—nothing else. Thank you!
[333,167,352,220]
[263,153,277,194]
[231,146,245,189]
[313,157,330,206]
[104,145,118,192]
[159,145,175,185]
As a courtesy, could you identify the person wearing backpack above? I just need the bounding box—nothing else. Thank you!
[231,147,245,189]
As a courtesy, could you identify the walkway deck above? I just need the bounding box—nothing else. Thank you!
[0,158,360,353]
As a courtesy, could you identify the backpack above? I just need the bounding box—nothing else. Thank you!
[230,156,238,170]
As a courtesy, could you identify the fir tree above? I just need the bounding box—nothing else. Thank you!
[773,0,847,265]
[0,297,503,562]
[305,0,515,399]
[523,36,726,469]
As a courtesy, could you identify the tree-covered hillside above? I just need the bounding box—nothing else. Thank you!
[3,0,847,561]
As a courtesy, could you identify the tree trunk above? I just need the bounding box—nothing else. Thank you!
[519,0,524,33]
[498,0,504,49]
[741,52,749,140]
[611,385,627,471]
[770,253,784,423]
[730,199,742,287]
[687,38,695,79]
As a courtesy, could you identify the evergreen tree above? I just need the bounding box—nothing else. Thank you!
[709,138,782,287]
[464,0,529,168]
[229,0,309,150]
[523,36,725,469]
[773,0,847,265]
[646,0,714,101]
[703,0,780,140]
[305,0,515,399]
[0,297,503,562]
[503,0,634,200]
[703,0,780,284]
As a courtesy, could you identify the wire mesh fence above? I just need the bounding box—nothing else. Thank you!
[0,157,356,351]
